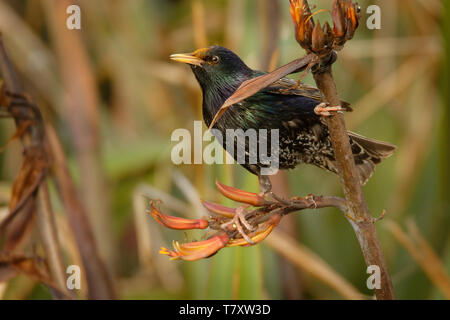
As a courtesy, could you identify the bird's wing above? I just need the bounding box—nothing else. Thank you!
[241,89,324,126]
[264,78,323,100]
[263,77,352,110]
[236,92,330,145]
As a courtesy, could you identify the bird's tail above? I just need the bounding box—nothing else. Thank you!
[326,132,397,185]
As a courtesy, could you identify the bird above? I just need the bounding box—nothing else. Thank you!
[170,46,396,240]
[171,45,396,187]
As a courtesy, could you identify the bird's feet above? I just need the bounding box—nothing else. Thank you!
[258,174,272,197]
[314,102,346,117]
[221,205,256,244]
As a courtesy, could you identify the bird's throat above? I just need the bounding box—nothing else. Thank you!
[200,77,244,128]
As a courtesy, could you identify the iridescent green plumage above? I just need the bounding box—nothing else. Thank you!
[180,46,396,186]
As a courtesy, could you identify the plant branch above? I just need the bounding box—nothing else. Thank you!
[287,0,395,299]
[205,190,348,238]
[312,61,395,300]
[246,194,347,227]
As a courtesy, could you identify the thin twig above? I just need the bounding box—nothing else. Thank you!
[207,193,347,236]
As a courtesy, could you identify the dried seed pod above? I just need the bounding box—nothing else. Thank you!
[311,21,325,54]
[332,0,346,38]
[322,21,334,50]
[345,2,361,41]
[290,0,316,52]
[290,0,360,55]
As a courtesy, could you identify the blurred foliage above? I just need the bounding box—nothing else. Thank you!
[0,0,448,300]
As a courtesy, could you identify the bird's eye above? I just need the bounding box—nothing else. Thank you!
[211,55,219,64]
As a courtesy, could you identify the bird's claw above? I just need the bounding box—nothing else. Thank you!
[221,205,256,245]
[314,103,345,117]
[305,194,318,209]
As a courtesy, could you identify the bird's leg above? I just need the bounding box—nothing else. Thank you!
[257,173,291,214]
[314,102,346,117]
[259,173,289,204]
[258,174,272,197]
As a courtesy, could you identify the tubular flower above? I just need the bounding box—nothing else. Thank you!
[148,181,286,261]
[201,200,236,218]
[289,0,360,54]
[215,180,269,206]
[147,200,208,230]
[159,234,230,261]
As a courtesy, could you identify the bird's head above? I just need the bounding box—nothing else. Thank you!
[170,46,252,91]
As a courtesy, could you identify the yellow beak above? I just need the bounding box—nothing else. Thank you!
[170,53,203,67]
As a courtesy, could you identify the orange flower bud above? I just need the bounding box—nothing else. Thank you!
[201,200,236,218]
[215,180,268,206]
[148,201,208,230]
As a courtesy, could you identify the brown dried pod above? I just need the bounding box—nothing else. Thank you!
[290,0,360,54]
[322,22,334,50]
[332,0,346,38]
[345,2,361,40]
[311,21,325,53]
[290,0,315,51]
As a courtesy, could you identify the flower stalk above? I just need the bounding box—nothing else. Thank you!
[289,0,395,300]
[149,182,347,262]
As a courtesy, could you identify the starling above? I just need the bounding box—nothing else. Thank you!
[170,46,396,193]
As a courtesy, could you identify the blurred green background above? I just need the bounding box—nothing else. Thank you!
[0,0,448,299]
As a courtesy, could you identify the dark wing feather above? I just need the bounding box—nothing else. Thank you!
[263,77,352,111]
[348,132,397,184]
